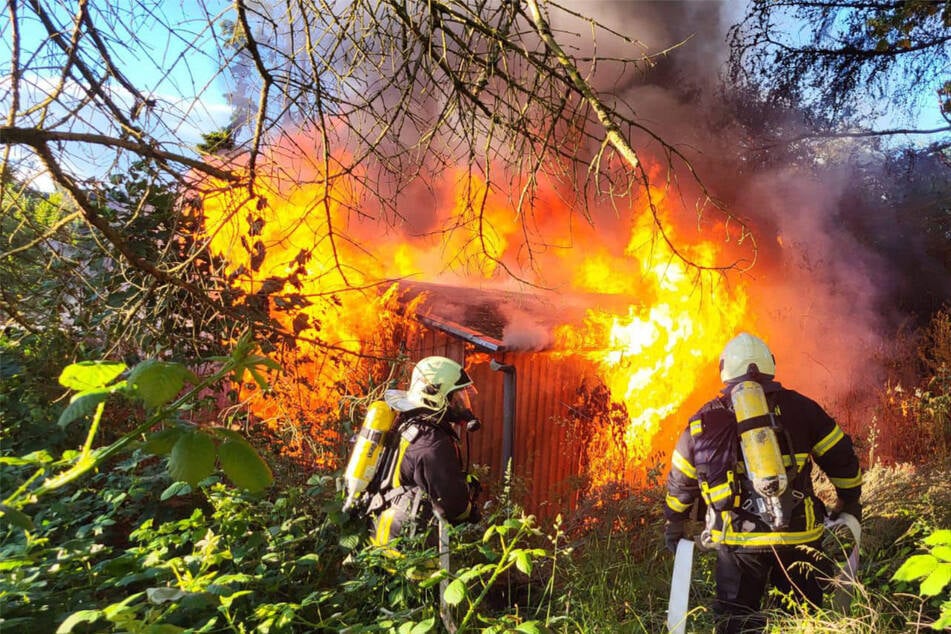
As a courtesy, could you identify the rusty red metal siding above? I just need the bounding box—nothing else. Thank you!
[407,331,595,517]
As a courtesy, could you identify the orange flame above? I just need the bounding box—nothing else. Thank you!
[199,137,751,484]
[553,191,747,486]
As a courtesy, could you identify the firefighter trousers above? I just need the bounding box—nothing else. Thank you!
[713,540,830,634]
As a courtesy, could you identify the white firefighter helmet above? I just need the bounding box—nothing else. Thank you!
[384,356,473,412]
[719,332,776,383]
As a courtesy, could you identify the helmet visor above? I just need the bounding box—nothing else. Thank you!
[451,384,478,410]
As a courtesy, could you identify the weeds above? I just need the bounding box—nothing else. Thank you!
[2,313,951,632]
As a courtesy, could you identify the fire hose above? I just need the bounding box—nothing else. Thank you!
[823,511,862,610]
[666,512,861,633]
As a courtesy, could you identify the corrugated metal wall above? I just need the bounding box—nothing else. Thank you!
[408,330,600,517]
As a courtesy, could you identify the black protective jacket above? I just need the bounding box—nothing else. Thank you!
[369,408,478,546]
[665,381,862,550]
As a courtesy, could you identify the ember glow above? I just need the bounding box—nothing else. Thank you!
[199,140,751,486]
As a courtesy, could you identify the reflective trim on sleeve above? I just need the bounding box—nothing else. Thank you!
[829,470,863,490]
[666,493,692,514]
[671,449,697,480]
[689,418,703,437]
[391,438,411,488]
[813,426,844,457]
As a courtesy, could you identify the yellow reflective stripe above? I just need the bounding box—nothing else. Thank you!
[829,470,863,489]
[455,502,473,521]
[813,426,844,456]
[666,493,691,513]
[371,508,396,547]
[672,449,697,479]
[711,525,825,547]
[710,498,823,547]
[391,438,410,488]
[782,453,808,468]
[706,481,733,504]
[699,480,713,506]
[689,418,703,437]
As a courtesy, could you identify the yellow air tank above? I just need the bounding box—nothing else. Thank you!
[342,401,397,512]
[731,380,788,528]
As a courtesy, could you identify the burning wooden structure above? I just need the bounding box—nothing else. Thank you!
[397,281,633,516]
[197,147,754,519]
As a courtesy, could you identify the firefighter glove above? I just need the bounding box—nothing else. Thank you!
[832,498,862,523]
[664,519,685,554]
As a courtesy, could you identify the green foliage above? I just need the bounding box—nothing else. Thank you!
[0,329,79,456]
[0,456,353,633]
[2,335,276,529]
[3,284,951,633]
[892,529,951,630]
[444,515,554,633]
[197,129,236,155]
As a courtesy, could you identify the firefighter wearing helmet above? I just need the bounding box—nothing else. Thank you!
[367,356,482,548]
[664,332,863,633]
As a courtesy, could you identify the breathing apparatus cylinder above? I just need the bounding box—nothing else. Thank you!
[342,401,397,512]
[730,380,788,529]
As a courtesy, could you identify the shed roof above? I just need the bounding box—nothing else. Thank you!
[394,280,633,353]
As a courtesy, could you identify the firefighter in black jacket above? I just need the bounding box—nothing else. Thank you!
[369,356,482,547]
[664,332,863,633]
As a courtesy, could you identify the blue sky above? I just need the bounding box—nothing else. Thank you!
[2,0,234,187]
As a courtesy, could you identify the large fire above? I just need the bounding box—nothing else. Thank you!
[199,138,750,487]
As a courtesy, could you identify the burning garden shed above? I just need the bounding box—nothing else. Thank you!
[394,280,660,516]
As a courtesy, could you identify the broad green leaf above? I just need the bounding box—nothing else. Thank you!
[515,622,546,633]
[513,550,532,575]
[418,569,447,589]
[168,431,216,487]
[0,449,53,465]
[934,602,951,630]
[56,609,103,633]
[0,505,34,531]
[410,617,435,633]
[218,440,273,492]
[921,563,951,597]
[160,481,192,500]
[338,533,361,550]
[933,545,951,563]
[59,361,126,391]
[0,557,32,571]
[925,530,951,547]
[128,360,197,408]
[58,388,111,428]
[147,587,187,604]
[296,554,320,565]
[443,578,466,606]
[893,554,938,582]
[219,590,253,609]
[142,428,186,456]
[457,565,493,584]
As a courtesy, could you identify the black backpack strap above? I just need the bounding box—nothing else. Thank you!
[369,421,423,509]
